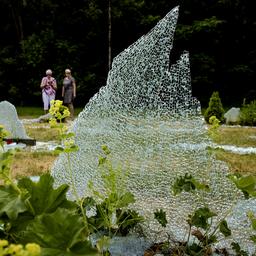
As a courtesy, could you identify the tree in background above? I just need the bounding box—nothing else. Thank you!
[0,0,255,108]
[240,100,256,126]
[204,91,225,123]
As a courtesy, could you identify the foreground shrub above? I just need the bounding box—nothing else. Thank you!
[240,100,256,126]
[204,91,225,123]
[86,145,144,254]
[151,172,256,255]
[0,124,98,255]
[0,240,41,256]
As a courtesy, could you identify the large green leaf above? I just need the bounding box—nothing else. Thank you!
[41,241,98,256]
[154,209,167,227]
[190,207,217,229]
[0,185,27,220]
[18,173,76,215]
[250,235,256,244]
[114,192,135,208]
[22,208,97,255]
[219,220,231,237]
[231,242,249,256]
[247,211,256,230]
[116,209,144,235]
[228,174,256,198]
[172,173,209,195]
[236,175,256,189]
[7,213,34,239]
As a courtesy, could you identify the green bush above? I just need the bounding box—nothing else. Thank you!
[240,100,256,126]
[204,91,225,123]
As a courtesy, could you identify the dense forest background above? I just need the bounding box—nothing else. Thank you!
[0,0,255,108]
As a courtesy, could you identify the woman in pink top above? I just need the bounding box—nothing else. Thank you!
[40,69,57,114]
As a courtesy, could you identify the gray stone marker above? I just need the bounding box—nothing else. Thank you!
[224,107,240,124]
[0,101,29,139]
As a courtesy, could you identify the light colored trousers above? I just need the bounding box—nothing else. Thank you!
[42,91,55,110]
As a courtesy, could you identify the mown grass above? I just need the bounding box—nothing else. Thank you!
[214,126,256,147]
[10,107,256,178]
[11,106,82,178]
[211,126,256,175]
[214,149,256,175]
[24,123,60,142]
[16,106,44,119]
[11,151,58,179]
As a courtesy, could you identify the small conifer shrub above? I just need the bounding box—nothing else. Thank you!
[204,91,225,124]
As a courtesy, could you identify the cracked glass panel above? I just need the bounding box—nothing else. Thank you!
[52,6,256,252]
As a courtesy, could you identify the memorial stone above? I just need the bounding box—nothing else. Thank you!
[224,107,240,124]
[0,101,29,139]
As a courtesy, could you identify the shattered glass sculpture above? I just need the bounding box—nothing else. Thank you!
[52,6,256,253]
[0,101,29,139]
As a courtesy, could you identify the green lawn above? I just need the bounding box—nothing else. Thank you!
[16,106,44,118]
[214,126,256,147]
[16,106,84,119]
[212,125,256,175]
[8,107,256,178]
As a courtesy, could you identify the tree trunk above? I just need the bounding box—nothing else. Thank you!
[108,0,112,71]
[10,2,24,42]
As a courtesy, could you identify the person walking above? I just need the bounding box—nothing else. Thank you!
[62,68,76,120]
[40,69,57,114]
